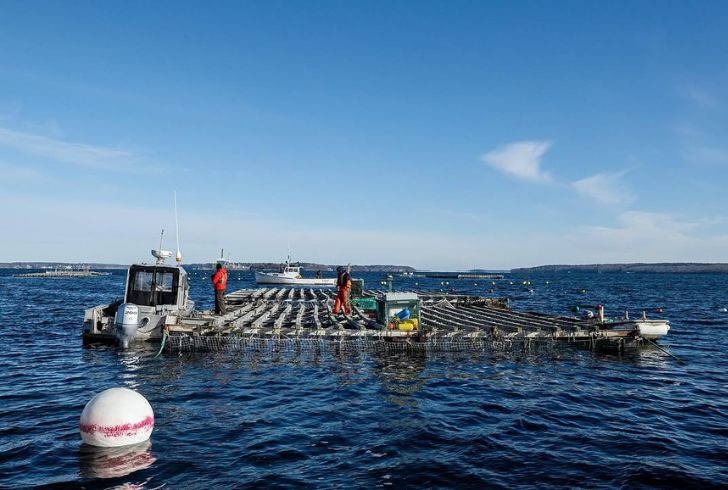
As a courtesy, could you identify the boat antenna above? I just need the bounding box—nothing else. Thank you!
[174,189,182,263]
[159,229,165,250]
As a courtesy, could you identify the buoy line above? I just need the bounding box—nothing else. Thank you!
[153,329,168,359]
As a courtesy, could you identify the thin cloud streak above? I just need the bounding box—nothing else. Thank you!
[684,86,720,110]
[0,127,152,173]
[508,211,728,266]
[481,141,553,183]
[571,171,634,206]
[569,211,728,262]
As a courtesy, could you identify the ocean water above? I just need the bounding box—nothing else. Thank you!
[1,268,727,489]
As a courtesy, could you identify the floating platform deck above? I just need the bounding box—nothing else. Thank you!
[159,287,657,353]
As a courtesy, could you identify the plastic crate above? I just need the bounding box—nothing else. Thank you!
[352,297,377,310]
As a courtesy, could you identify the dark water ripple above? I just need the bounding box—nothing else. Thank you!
[2,270,728,488]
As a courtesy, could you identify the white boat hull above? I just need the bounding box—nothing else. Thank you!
[608,319,670,340]
[635,321,671,339]
[255,271,336,286]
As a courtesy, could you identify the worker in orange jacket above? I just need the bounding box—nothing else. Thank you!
[211,263,228,315]
[334,266,351,315]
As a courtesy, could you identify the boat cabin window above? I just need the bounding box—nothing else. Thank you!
[126,266,179,306]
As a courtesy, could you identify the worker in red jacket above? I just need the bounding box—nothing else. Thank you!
[211,263,228,315]
[334,266,351,315]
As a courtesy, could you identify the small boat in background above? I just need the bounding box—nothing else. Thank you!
[255,255,336,286]
[216,248,248,270]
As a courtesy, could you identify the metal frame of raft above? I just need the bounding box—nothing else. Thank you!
[161,287,656,354]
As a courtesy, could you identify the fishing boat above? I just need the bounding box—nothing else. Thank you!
[254,256,336,286]
[83,249,195,347]
[216,248,248,270]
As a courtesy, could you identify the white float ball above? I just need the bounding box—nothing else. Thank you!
[80,388,154,447]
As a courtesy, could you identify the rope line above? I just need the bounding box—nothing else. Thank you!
[153,329,168,359]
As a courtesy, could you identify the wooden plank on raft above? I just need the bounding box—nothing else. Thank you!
[252,302,280,329]
[312,304,321,331]
[274,303,293,329]
[295,304,305,328]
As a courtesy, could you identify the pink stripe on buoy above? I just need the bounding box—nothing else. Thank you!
[80,415,155,439]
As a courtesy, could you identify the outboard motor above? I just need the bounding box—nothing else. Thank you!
[114,303,140,348]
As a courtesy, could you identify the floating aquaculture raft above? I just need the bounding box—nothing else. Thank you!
[162,288,665,353]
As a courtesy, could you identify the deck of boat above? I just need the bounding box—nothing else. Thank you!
[163,287,643,353]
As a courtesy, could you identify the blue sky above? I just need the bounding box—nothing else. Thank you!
[2,1,728,270]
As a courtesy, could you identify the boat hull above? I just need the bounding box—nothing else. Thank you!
[635,321,671,339]
[608,319,670,340]
[255,271,336,286]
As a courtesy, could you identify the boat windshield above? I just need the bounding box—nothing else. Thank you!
[126,265,179,306]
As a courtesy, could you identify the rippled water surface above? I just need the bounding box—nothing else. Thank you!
[1,269,727,489]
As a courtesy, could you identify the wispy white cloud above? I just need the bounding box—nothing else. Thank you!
[571,171,634,206]
[566,211,728,263]
[0,127,151,172]
[481,140,553,182]
[470,211,728,267]
[684,86,720,110]
[614,211,697,234]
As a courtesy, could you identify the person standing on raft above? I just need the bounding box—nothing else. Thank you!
[334,266,351,316]
[211,263,227,315]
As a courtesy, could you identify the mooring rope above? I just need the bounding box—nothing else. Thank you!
[643,336,686,365]
[153,329,168,359]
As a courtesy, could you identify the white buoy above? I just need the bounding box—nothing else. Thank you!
[80,388,154,447]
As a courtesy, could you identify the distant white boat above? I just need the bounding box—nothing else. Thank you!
[215,248,248,270]
[255,256,335,286]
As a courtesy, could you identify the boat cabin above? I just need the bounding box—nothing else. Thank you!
[124,264,189,309]
[280,261,301,275]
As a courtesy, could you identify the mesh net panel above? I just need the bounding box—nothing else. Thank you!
[164,334,616,355]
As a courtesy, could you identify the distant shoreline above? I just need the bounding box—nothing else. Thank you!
[4,261,728,273]
[511,263,728,273]
[0,262,418,273]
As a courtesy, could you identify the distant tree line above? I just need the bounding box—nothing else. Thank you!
[0,262,417,272]
[218,263,417,272]
[511,263,728,273]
